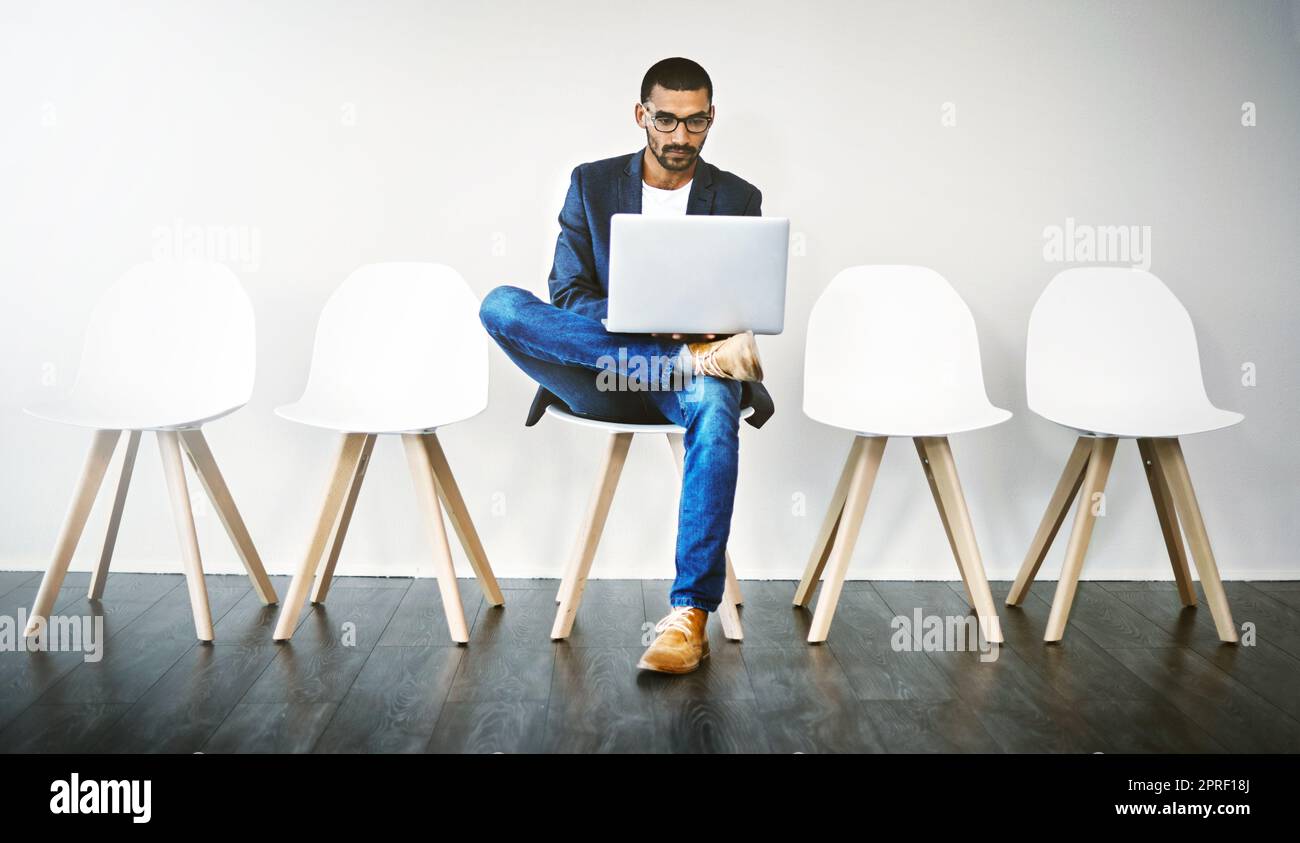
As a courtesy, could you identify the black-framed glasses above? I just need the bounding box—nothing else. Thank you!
[644,107,712,134]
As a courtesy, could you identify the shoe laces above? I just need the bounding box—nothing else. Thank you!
[690,345,718,375]
[654,606,696,637]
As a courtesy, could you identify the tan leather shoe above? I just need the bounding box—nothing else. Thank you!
[637,606,710,674]
[687,331,764,382]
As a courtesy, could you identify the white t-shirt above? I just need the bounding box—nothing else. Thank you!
[642,178,692,216]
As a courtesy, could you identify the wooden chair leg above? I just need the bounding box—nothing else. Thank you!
[404,433,469,644]
[179,428,278,606]
[89,430,140,600]
[1007,436,1092,606]
[1137,438,1196,607]
[311,433,376,604]
[551,432,632,640]
[1044,437,1118,642]
[273,433,369,641]
[424,432,505,607]
[914,437,972,606]
[919,436,1004,644]
[794,436,866,608]
[25,429,120,636]
[1153,438,1238,643]
[807,435,886,643]
[726,556,743,607]
[718,557,743,641]
[666,434,742,641]
[157,430,214,642]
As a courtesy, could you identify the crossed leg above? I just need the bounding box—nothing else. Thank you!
[481,285,746,632]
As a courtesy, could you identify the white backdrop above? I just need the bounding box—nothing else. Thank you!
[1,0,1297,585]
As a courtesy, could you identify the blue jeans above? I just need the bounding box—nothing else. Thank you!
[479,285,741,613]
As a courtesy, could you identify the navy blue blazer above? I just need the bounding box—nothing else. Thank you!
[526,146,775,429]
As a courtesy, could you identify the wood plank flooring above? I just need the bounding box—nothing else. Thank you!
[1,571,1297,753]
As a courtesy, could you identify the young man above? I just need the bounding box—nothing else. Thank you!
[479,57,772,674]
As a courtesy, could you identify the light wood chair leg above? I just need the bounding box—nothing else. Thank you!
[551,432,632,640]
[1137,437,1197,607]
[718,558,743,641]
[807,435,886,643]
[273,433,369,641]
[157,430,214,642]
[311,433,376,604]
[726,561,743,607]
[1044,436,1118,642]
[666,434,742,641]
[404,433,470,643]
[179,428,278,606]
[1007,436,1092,606]
[919,436,1004,644]
[554,434,608,606]
[424,432,505,607]
[89,430,140,600]
[1153,437,1238,643]
[25,429,120,636]
[914,437,972,606]
[794,436,866,608]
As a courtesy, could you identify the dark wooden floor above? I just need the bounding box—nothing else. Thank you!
[1,569,1298,753]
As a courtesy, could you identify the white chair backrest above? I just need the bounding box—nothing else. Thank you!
[71,260,255,420]
[298,262,487,427]
[1027,268,1214,420]
[803,265,1000,434]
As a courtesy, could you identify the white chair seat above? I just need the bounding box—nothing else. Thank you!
[274,399,482,434]
[803,266,1012,437]
[25,398,244,431]
[1027,267,1244,439]
[278,263,488,437]
[806,402,1011,438]
[1037,404,1244,439]
[544,402,755,433]
[23,260,256,433]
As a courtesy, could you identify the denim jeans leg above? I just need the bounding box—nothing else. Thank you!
[646,375,742,613]
[490,338,666,422]
[479,285,685,391]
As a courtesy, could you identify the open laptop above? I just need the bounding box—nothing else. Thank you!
[604,213,790,335]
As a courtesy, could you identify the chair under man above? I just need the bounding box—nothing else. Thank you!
[794,265,1009,644]
[24,260,276,642]
[1007,267,1242,643]
[272,263,503,644]
[543,403,755,642]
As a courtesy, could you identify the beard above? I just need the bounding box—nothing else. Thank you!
[649,135,701,171]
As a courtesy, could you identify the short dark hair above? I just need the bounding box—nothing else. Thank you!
[640,57,712,105]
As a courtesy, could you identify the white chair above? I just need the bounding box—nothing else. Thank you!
[272,263,503,644]
[548,404,752,642]
[24,260,276,642]
[794,265,1010,644]
[1007,267,1243,642]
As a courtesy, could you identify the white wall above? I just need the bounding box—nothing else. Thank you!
[2,0,1297,585]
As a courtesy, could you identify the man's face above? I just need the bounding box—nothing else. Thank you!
[636,83,714,172]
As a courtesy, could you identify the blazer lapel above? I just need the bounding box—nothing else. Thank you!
[622,146,716,215]
[686,154,715,215]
